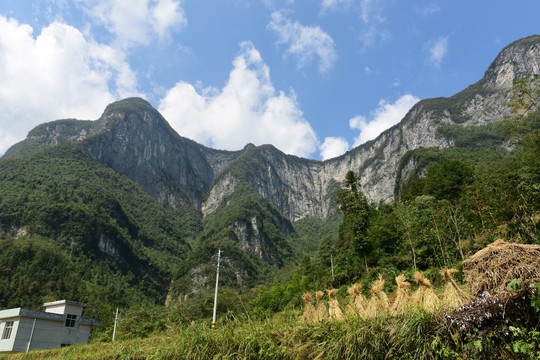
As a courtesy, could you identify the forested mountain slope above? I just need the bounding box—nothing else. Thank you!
[0,36,538,314]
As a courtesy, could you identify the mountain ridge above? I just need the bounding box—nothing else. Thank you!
[3,35,540,222]
[1,35,539,303]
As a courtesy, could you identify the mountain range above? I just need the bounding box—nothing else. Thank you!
[1,35,539,306]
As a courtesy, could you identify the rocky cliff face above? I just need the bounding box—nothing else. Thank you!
[203,35,540,220]
[5,36,540,225]
[12,98,240,210]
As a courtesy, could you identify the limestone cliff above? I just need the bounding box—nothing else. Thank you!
[5,36,540,225]
[204,35,540,220]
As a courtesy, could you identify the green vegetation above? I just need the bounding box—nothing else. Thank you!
[169,182,296,319]
[290,212,341,254]
[0,144,197,337]
[0,76,539,358]
[3,307,539,360]
[241,77,540,350]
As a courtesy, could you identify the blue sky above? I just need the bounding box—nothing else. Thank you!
[0,0,538,159]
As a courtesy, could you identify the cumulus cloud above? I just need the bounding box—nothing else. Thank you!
[350,94,419,146]
[268,11,337,73]
[428,36,448,68]
[158,41,318,158]
[320,136,350,160]
[0,15,140,154]
[74,0,186,48]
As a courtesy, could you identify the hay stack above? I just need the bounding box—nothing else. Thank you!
[315,291,329,322]
[345,285,358,316]
[462,239,540,297]
[328,289,345,321]
[390,274,411,314]
[353,283,368,318]
[365,275,389,318]
[303,292,317,323]
[412,272,440,311]
[440,269,469,309]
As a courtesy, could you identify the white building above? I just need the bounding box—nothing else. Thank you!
[0,300,101,353]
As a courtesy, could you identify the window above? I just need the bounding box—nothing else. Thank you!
[65,314,77,328]
[1,321,13,340]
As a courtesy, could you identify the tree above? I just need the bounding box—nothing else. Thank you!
[336,171,374,273]
[423,158,474,201]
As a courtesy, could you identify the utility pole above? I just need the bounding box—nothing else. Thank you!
[112,307,119,341]
[212,248,221,329]
[330,254,335,282]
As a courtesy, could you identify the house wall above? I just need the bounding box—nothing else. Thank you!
[11,317,31,353]
[1,317,92,353]
[0,318,20,353]
[44,303,84,316]
[14,317,92,352]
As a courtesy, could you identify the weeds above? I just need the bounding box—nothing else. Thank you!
[1,307,538,359]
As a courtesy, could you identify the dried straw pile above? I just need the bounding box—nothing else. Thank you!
[365,275,389,318]
[440,269,469,309]
[390,274,411,314]
[328,289,345,321]
[462,239,540,297]
[411,272,440,311]
[302,292,317,323]
[345,285,358,316]
[353,283,367,317]
[315,291,329,322]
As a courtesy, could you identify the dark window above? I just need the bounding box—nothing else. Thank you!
[65,314,77,328]
[1,321,14,340]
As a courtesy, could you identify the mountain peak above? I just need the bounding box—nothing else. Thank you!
[483,35,540,89]
[99,97,168,128]
[102,97,155,115]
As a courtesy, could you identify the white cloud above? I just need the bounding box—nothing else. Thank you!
[0,15,141,154]
[268,11,337,73]
[158,41,318,158]
[74,0,186,48]
[358,0,387,48]
[428,36,448,68]
[320,136,350,160]
[321,0,352,13]
[350,94,419,146]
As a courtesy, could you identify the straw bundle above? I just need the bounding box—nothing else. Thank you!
[390,274,411,314]
[411,272,440,311]
[328,289,345,321]
[345,285,358,316]
[353,283,367,318]
[462,239,540,297]
[303,292,317,323]
[315,291,329,321]
[365,275,389,318]
[440,269,469,309]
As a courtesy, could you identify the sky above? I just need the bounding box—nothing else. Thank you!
[0,1,538,160]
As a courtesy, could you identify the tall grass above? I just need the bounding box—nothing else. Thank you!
[2,307,536,359]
